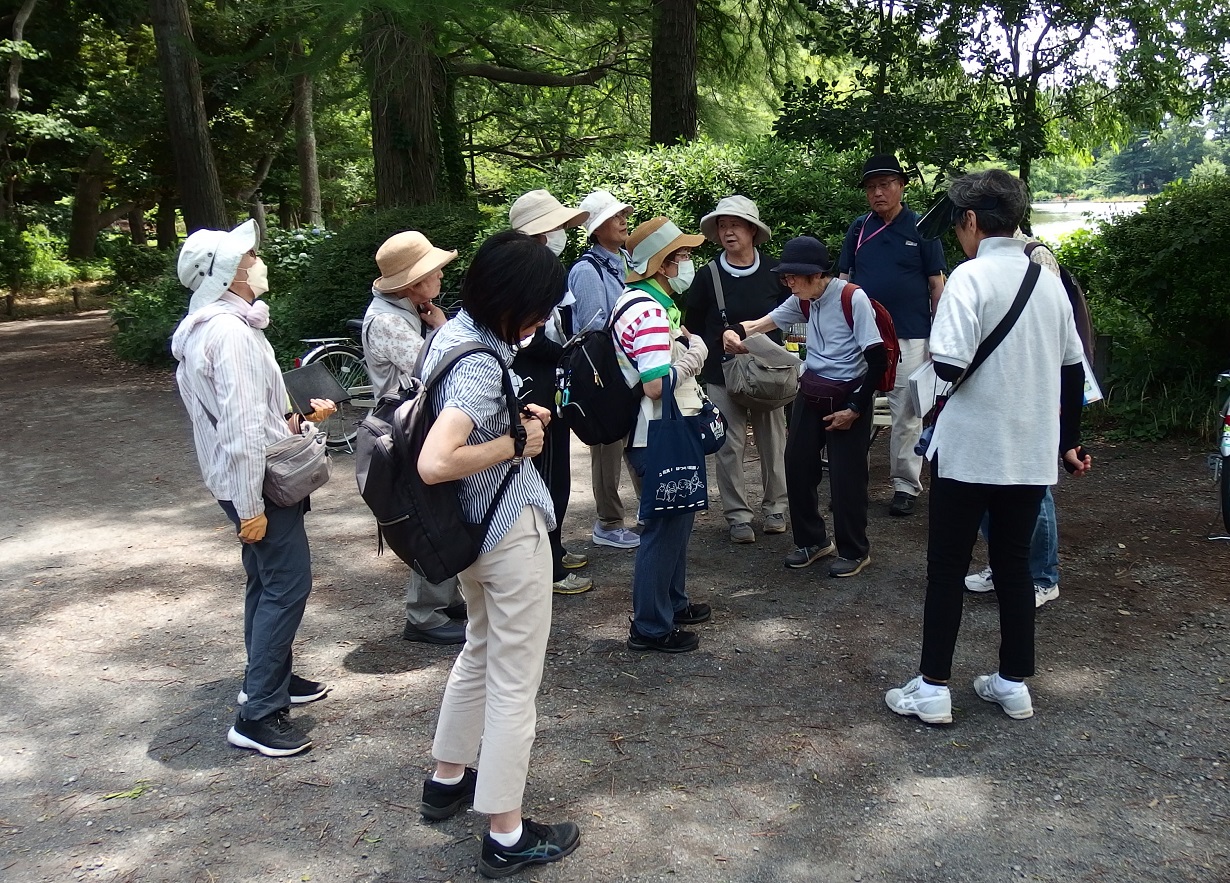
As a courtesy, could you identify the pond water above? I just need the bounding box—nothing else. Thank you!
[1030,201,1143,242]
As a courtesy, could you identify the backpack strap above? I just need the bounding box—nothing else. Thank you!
[575,251,622,282]
[952,262,1041,393]
[839,282,860,329]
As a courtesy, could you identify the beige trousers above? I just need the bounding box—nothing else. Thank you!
[706,383,789,526]
[431,506,553,814]
[886,337,928,497]
[590,440,642,529]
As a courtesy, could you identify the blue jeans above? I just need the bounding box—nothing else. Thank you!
[625,447,695,638]
[218,499,313,721]
[980,486,1060,588]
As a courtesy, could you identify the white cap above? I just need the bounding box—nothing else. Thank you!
[177,219,258,313]
[578,189,633,236]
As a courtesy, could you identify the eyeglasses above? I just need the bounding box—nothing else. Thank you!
[665,250,692,264]
[864,180,902,194]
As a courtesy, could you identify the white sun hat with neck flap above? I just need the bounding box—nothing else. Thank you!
[177,219,259,313]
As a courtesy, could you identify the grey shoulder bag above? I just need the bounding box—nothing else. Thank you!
[711,262,799,411]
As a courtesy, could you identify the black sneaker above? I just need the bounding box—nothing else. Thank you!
[784,541,836,569]
[479,818,580,879]
[443,601,468,620]
[829,555,871,578]
[673,602,712,625]
[889,491,916,516]
[627,624,699,653]
[237,674,329,706]
[226,709,311,757]
[420,767,478,820]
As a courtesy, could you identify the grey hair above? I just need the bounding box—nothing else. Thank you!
[947,169,1028,237]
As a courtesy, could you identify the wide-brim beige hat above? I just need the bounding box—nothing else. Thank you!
[509,189,588,237]
[625,217,705,282]
[578,189,633,235]
[373,231,458,293]
[700,194,771,246]
[178,219,258,313]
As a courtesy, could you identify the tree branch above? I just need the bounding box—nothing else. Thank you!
[451,37,625,87]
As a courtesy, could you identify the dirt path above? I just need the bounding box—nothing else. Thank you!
[1,312,1226,883]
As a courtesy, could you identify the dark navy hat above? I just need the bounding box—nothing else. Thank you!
[771,236,832,275]
[860,154,907,184]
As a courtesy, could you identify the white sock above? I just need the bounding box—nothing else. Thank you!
[490,823,523,847]
[432,771,464,786]
[992,673,1024,693]
[915,679,949,697]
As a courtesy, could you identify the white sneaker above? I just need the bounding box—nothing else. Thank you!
[885,676,952,724]
[972,673,1034,719]
[964,567,994,592]
[1034,584,1059,607]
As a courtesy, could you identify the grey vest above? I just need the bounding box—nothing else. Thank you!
[362,291,425,399]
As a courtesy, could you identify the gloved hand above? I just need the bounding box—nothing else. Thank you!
[238,513,268,543]
[305,398,337,425]
[671,331,709,381]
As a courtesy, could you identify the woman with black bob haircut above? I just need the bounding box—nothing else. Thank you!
[415,230,581,877]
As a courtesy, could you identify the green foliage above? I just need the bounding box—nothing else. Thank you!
[110,274,188,367]
[20,226,76,289]
[1056,179,1230,438]
[260,226,335,293]
[501,139,869,259]
[0,222,35,291]
[103,239,174,287]
[267,204,486,362]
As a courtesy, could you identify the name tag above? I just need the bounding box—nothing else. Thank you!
[906,240,918,247]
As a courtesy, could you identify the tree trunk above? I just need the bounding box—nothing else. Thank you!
[249,199,267,242]
[68,146,107,259]
[149,0,229,232]
[437,70,467,201]
[649,0,698,145]
[0,0,40,222]
[292,40,323,226]
[278,198,296,229]
[128,207,148,246]
[155,196,178,249]
[362,11,440,207]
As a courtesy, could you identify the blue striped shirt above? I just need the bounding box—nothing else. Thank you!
[419,310,556,553]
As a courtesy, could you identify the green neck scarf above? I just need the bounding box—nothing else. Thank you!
[628,278,681,331]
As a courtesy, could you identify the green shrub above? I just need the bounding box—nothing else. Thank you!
[110,273,188,366]
[496,138,869,262]
[21,225,75,289]
[268,204,485,362]
[261,225,335,294]
[0,221,34,291]
[104,238,173,286]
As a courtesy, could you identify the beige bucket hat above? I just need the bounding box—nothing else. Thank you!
[700,195,772,246]
[372,231,458,293]
[509,189,588,236]
[625,217,705,282]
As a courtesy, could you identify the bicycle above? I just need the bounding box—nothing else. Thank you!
[1207,370,1230,539]
[296,319,375,452]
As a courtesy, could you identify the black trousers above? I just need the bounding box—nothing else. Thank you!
[532,417,572,580]
[921,463,1045,681]
[784,393,872,560]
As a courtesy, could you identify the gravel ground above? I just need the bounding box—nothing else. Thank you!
[1,312,1227,883]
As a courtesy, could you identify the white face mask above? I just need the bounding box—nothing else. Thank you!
[544,229,567,256]
[240,258,270,298]
[668,259,695,294]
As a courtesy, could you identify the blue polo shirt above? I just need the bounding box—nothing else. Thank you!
[836,205,946,339]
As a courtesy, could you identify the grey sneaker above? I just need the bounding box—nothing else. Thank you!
[885,676,952,724]
[730,522,755,544]
[828,555,870,578]
[964,567,994,592]
[552,573,594,595]
[1034,584,1059,607]
[762,513,787,534]
[972,673,1034,719]
[784,541,836,569]
[592,523,640,549]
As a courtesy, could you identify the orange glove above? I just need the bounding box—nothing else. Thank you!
[305,398,336,424]
[238,513,268,543]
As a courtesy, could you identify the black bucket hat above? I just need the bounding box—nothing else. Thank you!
[860,154,908,185]
[771,236,832,275]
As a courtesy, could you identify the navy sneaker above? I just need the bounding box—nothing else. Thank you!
[479,818,580,878]
[420,767,478,820]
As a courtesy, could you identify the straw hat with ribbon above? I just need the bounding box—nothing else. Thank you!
[625,217,705,282]
[372,231,458,294]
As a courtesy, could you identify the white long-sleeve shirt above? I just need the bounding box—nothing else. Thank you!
[174,305,292,519]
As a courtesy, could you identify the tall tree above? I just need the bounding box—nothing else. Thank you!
[0,0,39,220]
[149,0,228,231]
[292,39,322,226]
[650,0,698,144]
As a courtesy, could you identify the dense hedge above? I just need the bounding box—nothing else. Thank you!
[1054,175,1230,438]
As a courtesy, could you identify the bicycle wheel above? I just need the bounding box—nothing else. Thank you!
[298,343,373,450]
[1220,455,1230,534]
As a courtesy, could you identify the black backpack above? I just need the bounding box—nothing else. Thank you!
[354,337,526,584]
[556,295,653,445]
